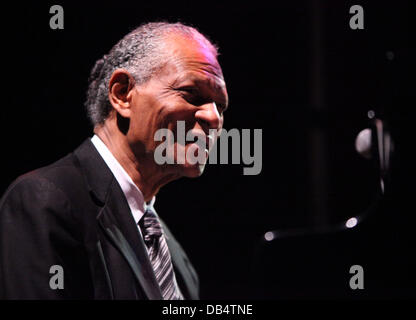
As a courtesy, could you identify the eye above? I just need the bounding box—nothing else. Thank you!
[178,86,196,94]
[178,87,205,106]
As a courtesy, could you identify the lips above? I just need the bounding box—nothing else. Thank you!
[188,130,212,152]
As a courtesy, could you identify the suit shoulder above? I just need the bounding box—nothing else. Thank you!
[0,152,84,210]
[0,155,89,244]
[25,152,83,187]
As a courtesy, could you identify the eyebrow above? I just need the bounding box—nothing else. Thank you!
[173,72,223,88]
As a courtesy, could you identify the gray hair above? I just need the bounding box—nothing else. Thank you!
[85,22,218,126]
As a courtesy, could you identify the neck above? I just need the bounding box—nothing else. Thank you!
[94,120,180,202]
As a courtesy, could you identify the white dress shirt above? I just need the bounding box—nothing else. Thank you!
[90,135,155,237]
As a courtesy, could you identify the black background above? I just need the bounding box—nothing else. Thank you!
[1,0,415,299]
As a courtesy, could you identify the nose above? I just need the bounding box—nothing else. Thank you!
[195,102,221,131]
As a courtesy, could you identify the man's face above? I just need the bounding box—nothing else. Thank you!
[127,34,228,178]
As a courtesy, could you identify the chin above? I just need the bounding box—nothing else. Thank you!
[181,162,206,178]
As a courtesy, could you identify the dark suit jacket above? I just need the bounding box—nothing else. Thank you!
[0,139,199,300]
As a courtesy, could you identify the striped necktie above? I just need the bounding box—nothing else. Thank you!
[139,206,184,300]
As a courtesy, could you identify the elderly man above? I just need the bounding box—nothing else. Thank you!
[0,22,228,300]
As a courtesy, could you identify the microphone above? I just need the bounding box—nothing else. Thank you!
[263,111,394,241]
[355,113,394,195]
[355,128,372,160]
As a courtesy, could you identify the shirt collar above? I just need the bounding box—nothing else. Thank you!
[90,135,155,223]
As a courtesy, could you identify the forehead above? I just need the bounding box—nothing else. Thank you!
[163,34,226,89]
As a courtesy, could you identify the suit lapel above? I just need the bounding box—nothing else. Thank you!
[160,219,200,300]
[97,179,163,300]
[74,139,163,300]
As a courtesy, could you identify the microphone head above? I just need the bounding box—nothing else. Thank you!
[355,128,372,159]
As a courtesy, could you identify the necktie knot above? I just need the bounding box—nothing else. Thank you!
[141,207,163,243]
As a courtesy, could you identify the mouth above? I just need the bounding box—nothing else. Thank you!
[186,131,212,162]
[189,131,213,152]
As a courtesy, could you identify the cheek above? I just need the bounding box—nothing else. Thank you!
[161,101,197,132]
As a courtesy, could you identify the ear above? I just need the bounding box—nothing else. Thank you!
[108,69,136,118]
